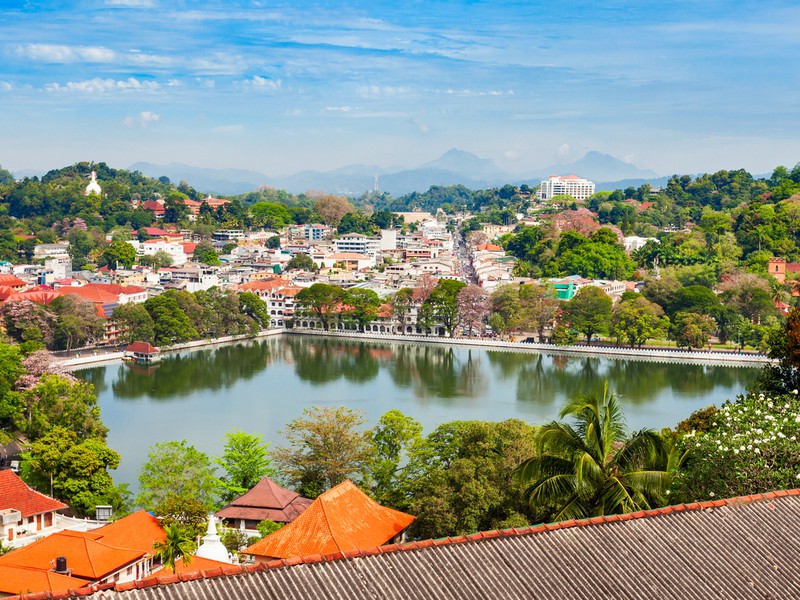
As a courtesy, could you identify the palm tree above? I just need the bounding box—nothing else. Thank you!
[514,382,670,521]
[153,523,196,573]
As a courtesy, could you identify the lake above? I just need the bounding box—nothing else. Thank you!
[75,336,761,490]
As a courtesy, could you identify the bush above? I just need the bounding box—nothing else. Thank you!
[672,391,800,503]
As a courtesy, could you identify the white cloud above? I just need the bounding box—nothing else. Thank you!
[324,106,354,112]
[0,81,12,91]
[557,143,571,158]
[45,77,159,93]
[105,0,156,6]
[16,44,115,63]
[356,85,412,98]
[504,150,519,160]
[242,76,282,91]
[123,111,161,127]
[410,118,429,134]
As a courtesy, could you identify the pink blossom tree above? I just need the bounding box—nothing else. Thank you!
[457,284,490,337]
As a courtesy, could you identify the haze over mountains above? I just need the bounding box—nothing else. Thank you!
[126,150,665,197]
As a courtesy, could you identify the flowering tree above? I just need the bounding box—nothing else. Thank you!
[671,390,800,502]
[1,300,56,348]
[457,284,489,336]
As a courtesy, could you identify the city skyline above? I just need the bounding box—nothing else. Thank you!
[2,0,799,179]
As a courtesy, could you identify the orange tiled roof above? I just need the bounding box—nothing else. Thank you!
[0,274,27,288]
[0,470,67,517]
[57,286,118,304]
[90,510,166,555]
[0,564,88,596]
[244,480,414,560]
[275,285,303,298]
[236,279,283,292]
[3,290,61,305]
[157,555,230,576]
[0,530,145,581]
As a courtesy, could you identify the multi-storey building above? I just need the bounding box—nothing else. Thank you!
[538,175,595,202]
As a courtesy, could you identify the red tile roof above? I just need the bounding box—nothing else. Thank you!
[154,556,230,576]
[90,511,166,554]
[216,477,311,524]
[0,530,145,581]
[124,342,160,355]
[0,470,67,517]
[0,274,28,288]
[0,564,88,596]
[243,480,414,560]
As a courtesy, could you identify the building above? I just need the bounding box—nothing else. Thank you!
[244,480,414,562]
[0,470,67,548]
[36,489,800,600]
[215,477,311,533]
[538,174,596,202]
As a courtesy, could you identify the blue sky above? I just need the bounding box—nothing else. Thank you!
[2,0,799,178]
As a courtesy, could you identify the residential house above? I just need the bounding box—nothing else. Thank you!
[0,471,67,549]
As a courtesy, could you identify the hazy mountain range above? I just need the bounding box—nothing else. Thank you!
[10,150,656,197]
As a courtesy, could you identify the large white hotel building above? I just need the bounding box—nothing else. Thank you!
[538,175,596,202]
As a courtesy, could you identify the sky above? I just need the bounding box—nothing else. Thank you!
[1,0,799,179]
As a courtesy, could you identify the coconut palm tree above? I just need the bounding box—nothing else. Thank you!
[153,523,196,573]
[514,382,670,521]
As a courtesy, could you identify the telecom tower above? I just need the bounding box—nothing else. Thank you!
[374,174,379,194]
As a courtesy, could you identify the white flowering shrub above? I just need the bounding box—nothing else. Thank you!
[672,390,800,502]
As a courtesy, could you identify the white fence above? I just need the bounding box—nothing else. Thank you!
[287,328,772,366]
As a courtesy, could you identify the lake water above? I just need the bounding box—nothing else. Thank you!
[75,336,761,490]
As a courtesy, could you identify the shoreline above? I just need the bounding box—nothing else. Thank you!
[57,327,772,369]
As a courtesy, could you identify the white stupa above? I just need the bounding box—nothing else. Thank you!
[195,514,231,563]
[85,170,102,196]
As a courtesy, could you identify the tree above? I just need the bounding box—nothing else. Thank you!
[22,426,122,516]
[137,440,216,511]
[214,431,276,503]
[457,284,489,336]
[420,279,467,337]
[50,295,105,351]
[490,284,522,333]
[17,374,107,442]
[285,252,317,272]
[341,288,381,332]
[391,288,414,333]
[561,286,613,344]
[404,419,538,538]
[611,296,669,347]
[371,410,422,506]
[192,241,220,266]
[672,312,716,349]
[518,283,559,340]
[112,303,155,345]
[761,307,800,394]
[239,292,270,330]
[153,523,196,573]
[266,235,280,249]
[514,383,670,522]
[314,195,354,227]
[272,406,373,498]
[143,295,197,345]
[99,241,137,269]
[295,283,343,329]
[0,344,23,440]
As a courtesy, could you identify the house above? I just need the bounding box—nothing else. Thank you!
[0,471,67,548]
[0,563,87,598]
[123,342,161,363]
[215,477,311,533]
[32,489,800,600]
[0,510,165,594]
[244,480,414,562]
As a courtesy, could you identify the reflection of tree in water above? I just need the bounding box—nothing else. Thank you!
[389,344,487,400]
[485,350,760,407]
[109,340,275,400]
[75,366,110,396]
[286,338,380,385]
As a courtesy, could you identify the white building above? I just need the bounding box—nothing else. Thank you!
[334,234,381,265]
[538,175,596,202]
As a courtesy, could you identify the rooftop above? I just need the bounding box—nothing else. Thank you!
[215,477,311,524]
[15,489,800,600]
[0,470,67,518]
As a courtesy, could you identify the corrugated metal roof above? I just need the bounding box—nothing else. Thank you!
[12,490,800,600]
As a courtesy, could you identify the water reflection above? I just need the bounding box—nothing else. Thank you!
[95,336,760,407]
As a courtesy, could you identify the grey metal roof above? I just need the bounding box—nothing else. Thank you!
[15,490,800,600]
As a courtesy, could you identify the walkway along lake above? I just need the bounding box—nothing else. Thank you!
[75,335,762,491]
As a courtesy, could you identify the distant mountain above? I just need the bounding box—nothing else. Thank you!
[595,176,672,192]
[544,151,658,182]
[129,150,662,197]
[420,148,508,181]
[130,162,270,195]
